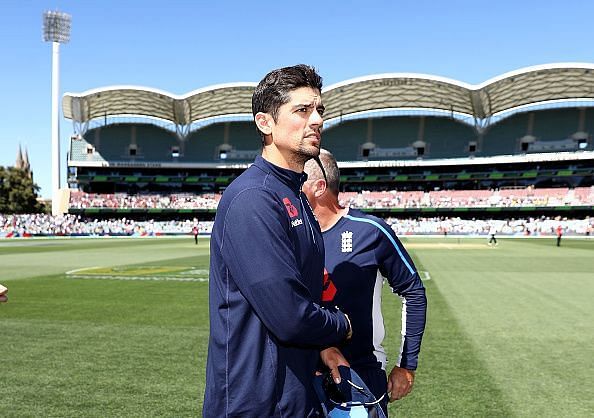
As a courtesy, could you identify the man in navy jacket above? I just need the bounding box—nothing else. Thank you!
[303,150,427,416]
[204,66,352,417]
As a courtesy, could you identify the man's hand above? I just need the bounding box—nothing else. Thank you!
[320,347,350,384]
[387,366,415,402]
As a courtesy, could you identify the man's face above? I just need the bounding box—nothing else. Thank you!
[269,86,324,163]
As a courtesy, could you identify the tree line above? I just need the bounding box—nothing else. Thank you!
[0,167,45,213]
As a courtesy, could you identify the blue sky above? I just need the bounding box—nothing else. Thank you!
[2,0,593,197]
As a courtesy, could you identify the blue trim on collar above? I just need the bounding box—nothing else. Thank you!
[344,214,415,275]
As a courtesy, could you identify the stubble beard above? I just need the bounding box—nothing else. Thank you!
[295,139,321,166]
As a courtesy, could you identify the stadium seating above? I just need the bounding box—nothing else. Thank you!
[69,191,220,210]
[369,117,420,150]
[322,116,479,160]
[482,108,593,155]
[482,113,528,155]
[532,109,580,142]
[68,187,594,212]
[3,213,592,237]
[423,117,476,158]
[69,136,107,163]
[79,124,179,162]
[135,124,179,161]
[322,119,368,161]
[66,106,594,227]
[184,121,259,162]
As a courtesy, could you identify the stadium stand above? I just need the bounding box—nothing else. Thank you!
[66,187,594,222]
[482,107,592,155]
[58,63,594,226]
[69,191,220,210]
[184,121,259,163]
[423,117,477,158]
[82,124,178,162]
[322,118,369,161]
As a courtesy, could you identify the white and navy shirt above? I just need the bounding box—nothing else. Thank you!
[321,208,427,370]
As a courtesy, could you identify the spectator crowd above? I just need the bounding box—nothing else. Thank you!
[0,214,213,237]
[2,186,592,238]
[340,186,594,209]
[70,192,220,210]
[2,213,592,238]
[69,187,594,211]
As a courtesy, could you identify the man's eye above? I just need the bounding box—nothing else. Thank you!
[318,108,325,116]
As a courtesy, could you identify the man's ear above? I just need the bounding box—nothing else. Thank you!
[255,112,273,136]
[314,179,327,198]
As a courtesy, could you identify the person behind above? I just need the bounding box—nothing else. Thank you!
[303,150,427,416]
[488,223,498,246]
[556,224,563,247]
[204,66,352,417]
[192,224,198,245]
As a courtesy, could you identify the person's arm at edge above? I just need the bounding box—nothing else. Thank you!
[375,220,427,401]
[0,284,8,303]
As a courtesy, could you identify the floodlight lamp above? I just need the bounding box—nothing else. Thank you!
[43,11,71,43]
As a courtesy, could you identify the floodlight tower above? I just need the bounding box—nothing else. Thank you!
[43,10,71,215]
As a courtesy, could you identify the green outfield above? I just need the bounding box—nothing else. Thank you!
[1,237,593,417]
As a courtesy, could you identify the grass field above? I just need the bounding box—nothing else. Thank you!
[1,237,593,417]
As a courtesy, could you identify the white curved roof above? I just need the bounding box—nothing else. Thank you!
[63,63,594,125]
[473,63,594,118]
[63,82,257,125]
[322,72,476,121]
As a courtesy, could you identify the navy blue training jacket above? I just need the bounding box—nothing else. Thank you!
[321,209,427,371]
[203,156,350,418]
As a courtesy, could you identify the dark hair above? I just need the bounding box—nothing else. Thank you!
[252,64,323,123]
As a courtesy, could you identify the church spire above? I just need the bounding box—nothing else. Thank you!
[14,145,32,179]
[15,144,24,170]
[23,147,31,177]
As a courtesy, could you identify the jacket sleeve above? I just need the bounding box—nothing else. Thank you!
[374,219,427,370]
[219,187,349,347]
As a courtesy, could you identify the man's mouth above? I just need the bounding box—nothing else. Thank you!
[305,133,321,141]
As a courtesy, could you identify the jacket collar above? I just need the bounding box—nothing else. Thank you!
[253,155,307,193]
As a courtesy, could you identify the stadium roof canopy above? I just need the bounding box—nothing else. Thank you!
[63,82,257,127]
[63,63,594,130]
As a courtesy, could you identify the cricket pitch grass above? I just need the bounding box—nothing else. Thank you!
[1,237,593,417]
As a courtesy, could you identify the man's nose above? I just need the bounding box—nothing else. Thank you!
[309,109,323,126]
